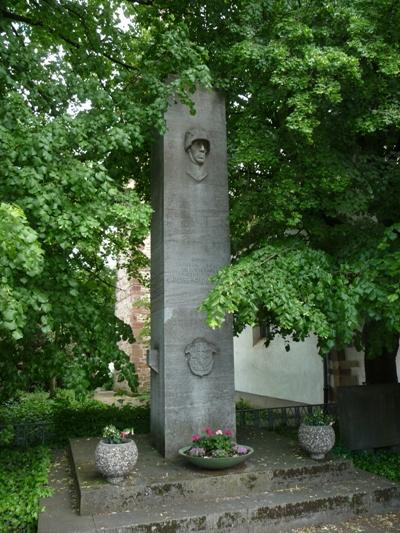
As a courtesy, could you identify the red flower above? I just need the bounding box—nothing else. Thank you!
[223,429,233,437]
[204,426,213,437]
[192,433,201,442]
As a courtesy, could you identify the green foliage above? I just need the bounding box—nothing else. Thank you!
[2,0,399,387]
[302,408,334,426]
[0,391,150,445]
[235,397,255,410]
[157,0,400,361]
[201,242,337,353]
[189,427,243,457]
[0,424,14,446]
[352,451,400,483]
[133,296,151,347]
[0,445,52,532]
[102,424,125,444]
[0,0,211,399]
[196,432,232,456]
[334,446,400,483]
[0,203,44,341]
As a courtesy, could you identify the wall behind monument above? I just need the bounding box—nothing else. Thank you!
[234,327,324,405]
[234,327,400,405]
[115,241,400,398]
[114,238,150,392]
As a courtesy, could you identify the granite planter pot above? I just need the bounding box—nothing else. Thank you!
[95,439,138,484]
[178,446,254,470]
[298,423,335,460]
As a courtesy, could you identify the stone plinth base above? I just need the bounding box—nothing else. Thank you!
[38,431,400,532]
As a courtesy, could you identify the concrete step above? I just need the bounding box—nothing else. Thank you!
[70,435,354,515]
[38,431,400,532]
[39,452,400,533]
[87,479,400,532]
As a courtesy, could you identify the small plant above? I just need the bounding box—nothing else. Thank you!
[302,408,334,426]
[186,427,250,458]
[235,397,254,410]
[102,425,134,444]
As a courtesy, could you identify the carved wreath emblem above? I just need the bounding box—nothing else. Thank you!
[184,337,219,377]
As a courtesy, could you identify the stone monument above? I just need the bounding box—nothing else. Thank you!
[149,87,236,458]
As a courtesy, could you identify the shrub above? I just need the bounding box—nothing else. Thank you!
[0,390,150,446]
[0,446,52,532]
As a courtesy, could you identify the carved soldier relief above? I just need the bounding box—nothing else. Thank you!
[184,337,218,377]
[184,128,210,182]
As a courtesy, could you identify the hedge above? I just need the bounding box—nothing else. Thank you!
[0,391,150,446]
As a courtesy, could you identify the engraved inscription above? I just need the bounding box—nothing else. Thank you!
[165,263,216,284]
[184,338,219,377]
[184,128,210,182]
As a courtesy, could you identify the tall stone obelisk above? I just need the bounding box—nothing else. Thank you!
[150,88,236,458]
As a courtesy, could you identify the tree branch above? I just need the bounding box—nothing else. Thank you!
[1,6,137,71]
[1,7,80,49]
[125,0,154,5]
[1,8,42,27]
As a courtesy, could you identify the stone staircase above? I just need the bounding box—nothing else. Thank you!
[38,430,400,532]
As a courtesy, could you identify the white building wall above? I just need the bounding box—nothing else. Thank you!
[234,326,324,405]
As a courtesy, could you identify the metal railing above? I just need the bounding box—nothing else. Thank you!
[0,421,54,447]
[236,403,337,430]
[1,403,337,447]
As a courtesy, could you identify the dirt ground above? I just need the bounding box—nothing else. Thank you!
[93,389,149,407]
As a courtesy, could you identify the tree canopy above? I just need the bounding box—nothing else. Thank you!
[0,0,210,398]
[1,0,399,397]
[185,0,399,379]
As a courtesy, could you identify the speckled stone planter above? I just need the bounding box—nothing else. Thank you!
[95,439,138,484]
[298,424,335,460]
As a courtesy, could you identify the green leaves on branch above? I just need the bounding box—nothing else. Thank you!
[0,203,44,341]
[201,243,336,353]
[163,0,400,362]
[0,0,213,398]
[201,224,400,357]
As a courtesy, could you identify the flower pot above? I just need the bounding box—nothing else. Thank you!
[298,423,335,460]
[178,445,254,470]
[95,438,138,484]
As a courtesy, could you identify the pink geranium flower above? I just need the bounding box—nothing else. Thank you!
[204,426,213,436]
[192,433,201,442]
[223,429,233,437]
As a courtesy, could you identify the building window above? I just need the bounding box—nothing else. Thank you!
[252,322,268,346]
